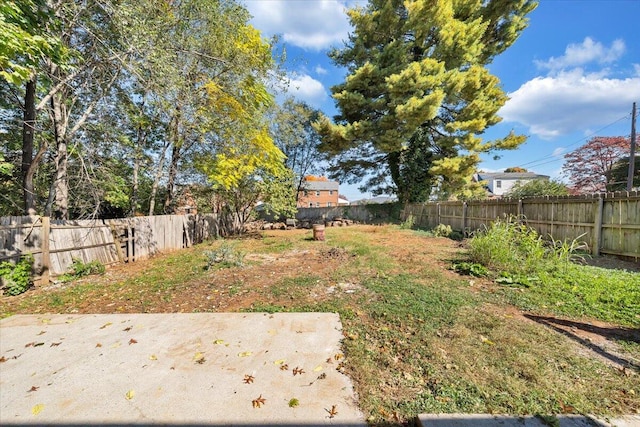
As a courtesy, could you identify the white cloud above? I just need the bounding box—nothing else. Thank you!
[551,147,565,157]
[281,73,329,107]
[245,0,358,50]
[315,65,328,75]
[634,64,640,76]
[501,70,640,139]
[535,37,625,73]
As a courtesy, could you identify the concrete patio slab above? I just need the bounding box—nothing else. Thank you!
[0,313,365,426]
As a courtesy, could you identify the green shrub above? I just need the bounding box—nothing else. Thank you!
[452,261,488,277]
[399,214,415,229]
[467,217,547,275]
[204,243,245,269]
[468,217,593,281]
[60,258,105,282]
[433,223,452,238]
[0,254,34,296]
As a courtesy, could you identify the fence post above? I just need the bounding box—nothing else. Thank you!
[517,199,523,221]
[462,202,468,235]
[436,203,441,227]
[592,195,604,256]
[109,220,124,263]
[40,216,51,285]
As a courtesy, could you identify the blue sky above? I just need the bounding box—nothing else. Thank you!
[243,0,640,200]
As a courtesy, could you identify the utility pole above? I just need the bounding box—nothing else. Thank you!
[628,102,637,191]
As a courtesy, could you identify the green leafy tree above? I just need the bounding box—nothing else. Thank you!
[315,0,536,203]
[199,129,295,235]
[506,179,569,198]
[0,0,65,85]
[269,98,323,201]
[605,156,640,191]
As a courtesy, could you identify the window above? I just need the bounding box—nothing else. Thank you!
[315,191,320,196]
[329,190,334,195]
[304,191,308,196]
[315,202,320,207]
[496,180,502,189]
[327,202,332,207]
[309,202,313,207]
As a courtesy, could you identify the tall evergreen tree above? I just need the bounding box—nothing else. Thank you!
[315,0,536,202]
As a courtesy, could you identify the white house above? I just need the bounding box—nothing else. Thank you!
[474,172,549,197]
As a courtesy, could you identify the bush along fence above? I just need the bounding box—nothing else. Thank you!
[0,214,219,285]
[401,191,640,259]
[295,203,402,224]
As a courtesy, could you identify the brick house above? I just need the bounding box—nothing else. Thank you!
[297,178,339,208]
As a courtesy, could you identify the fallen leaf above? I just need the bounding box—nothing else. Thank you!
[123,327,132,332]
[559,400,575,414]
[50,342,61,347]
[99,322,112,329]
[149,355,157,361]
[213,339,225,345]
[31,404,45,415]
[326,405,338,418]
[128,339,138,345]
[41,319,50,324]
[0,356,6,363]
[274,359,286,365]
[280,363,289,371]
[243,374,255,384]
[34,342,45,347]
[480,335,495,345]
[238,351,252,357]
[111,342,121,349]
[293,367,305,376]
[288,398,300,408]
[28,386,39,392]
[252,394,266,408]
[313,365,323,372]
[125,390,135,400]
[96,343,102,348]
[37,331,46,336]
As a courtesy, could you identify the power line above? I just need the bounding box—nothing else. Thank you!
[513,113,632,170]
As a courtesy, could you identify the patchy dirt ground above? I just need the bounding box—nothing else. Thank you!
[2,226,638,372]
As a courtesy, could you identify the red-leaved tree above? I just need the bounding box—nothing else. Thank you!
[562,136,631,193]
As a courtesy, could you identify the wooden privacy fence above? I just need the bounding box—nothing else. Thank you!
[401,191,640,259]
[0,214,219,284]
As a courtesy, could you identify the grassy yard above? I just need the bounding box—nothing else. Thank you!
[1,225,639,424]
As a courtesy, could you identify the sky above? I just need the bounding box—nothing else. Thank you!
[242,0,640,200]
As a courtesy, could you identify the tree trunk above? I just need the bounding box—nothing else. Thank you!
[148,140,170,216]
[50,93,69,219]
[130,126,145,216]
[21,75,37,214]
[163,106,182,214]
[163,143,180,214]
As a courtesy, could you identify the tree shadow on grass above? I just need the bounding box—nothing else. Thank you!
[524,314,640,371]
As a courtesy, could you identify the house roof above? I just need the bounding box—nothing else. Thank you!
[303,180,339,191]
[477,172,549,180]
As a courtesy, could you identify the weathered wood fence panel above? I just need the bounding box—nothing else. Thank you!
[601,192,640,258]
[402,191,640,259]
[0,214,218,283]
